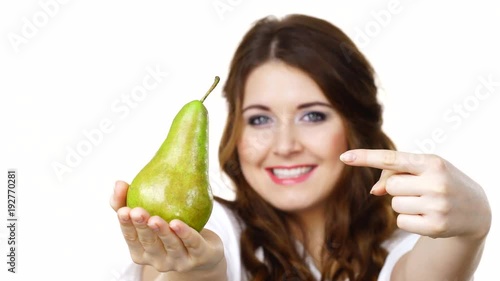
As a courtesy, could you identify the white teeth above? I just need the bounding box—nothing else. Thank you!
[272,166,313,179]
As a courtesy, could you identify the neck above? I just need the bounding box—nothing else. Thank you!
[288,204,327,268]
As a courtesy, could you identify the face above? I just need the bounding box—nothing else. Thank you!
[237,61,347,214]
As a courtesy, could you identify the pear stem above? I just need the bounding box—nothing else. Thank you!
[200,76,220,103]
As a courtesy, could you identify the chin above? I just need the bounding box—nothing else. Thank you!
[269,197,317,213]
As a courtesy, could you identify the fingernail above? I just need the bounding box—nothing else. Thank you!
[370,181,378,194]
[148,223,159,232]
[340,152,356,162]
[371,179,384,194]
[170,221,182,235]
[119,216,130,223]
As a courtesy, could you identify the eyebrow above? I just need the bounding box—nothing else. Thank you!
[242,101,332,113]
[297,102,333,109]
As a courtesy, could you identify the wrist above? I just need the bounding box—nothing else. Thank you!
[462,209,492,241]
[156,256,227,281]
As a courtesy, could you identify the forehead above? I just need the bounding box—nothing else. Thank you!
[243,61,329,106]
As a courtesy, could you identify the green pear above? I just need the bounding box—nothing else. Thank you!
[126,76,219,232]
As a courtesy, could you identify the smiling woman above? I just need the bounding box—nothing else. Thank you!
[237,61,349,214]
[110,13,491,281]
[215,15,403,280]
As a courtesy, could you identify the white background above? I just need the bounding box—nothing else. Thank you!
[1,0,499,280]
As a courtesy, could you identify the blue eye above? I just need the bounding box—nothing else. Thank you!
[248,115,272,126]
[302,111,326,122]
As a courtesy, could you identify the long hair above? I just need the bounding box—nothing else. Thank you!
[216,14,397,281]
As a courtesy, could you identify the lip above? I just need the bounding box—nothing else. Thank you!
[265,165,317,186]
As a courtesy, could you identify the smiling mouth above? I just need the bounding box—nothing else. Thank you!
[271,166,314,179]
[266,165,317,185]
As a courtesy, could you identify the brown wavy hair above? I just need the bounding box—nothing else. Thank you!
[216,14,397,281]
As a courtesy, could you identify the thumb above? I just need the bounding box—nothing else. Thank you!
[371,170,394,196]
[110,180,129,211]
[371,180,388,196]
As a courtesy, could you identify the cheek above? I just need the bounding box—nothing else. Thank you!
[302,127,347,156]
[237,141,256,165]
[237,129,273,164]
[330,129,348,154]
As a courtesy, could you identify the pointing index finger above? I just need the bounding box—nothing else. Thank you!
[340,149,426,174]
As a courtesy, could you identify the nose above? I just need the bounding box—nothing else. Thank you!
[272,123,303,157]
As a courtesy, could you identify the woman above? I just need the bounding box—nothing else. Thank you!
[110,14,491,280]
